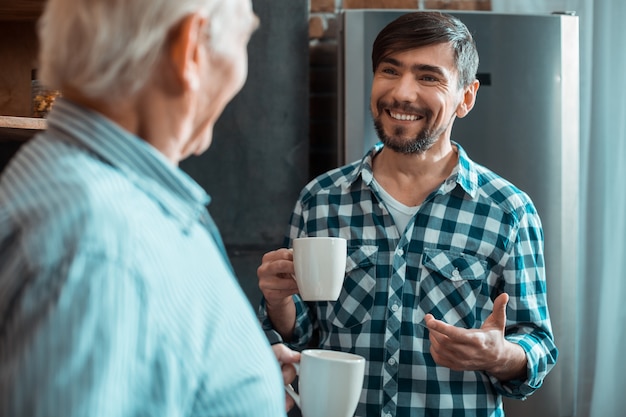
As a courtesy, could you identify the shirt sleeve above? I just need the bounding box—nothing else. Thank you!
[489,203,559,399]
[259,196,318,349]
[258,295,317,349]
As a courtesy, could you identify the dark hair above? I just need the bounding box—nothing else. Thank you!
[372,11,479,88]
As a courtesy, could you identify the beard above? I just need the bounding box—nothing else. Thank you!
[372,101,447,155]
[373,118,437,155]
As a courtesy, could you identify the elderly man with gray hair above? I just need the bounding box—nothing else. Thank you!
[0,0,297,415]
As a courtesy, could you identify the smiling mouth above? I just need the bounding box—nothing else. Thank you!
[388,110,423,121]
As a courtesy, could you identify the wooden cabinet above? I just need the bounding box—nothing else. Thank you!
[0,0,47,170]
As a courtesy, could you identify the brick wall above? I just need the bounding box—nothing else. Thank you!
[307,0,492,179]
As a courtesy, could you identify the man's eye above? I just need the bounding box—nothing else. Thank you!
[381,67,398,75]
[421,75,439,83]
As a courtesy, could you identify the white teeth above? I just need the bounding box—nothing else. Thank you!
[390,111,419,121]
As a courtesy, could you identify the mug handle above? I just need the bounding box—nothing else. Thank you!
[284,363,301,408]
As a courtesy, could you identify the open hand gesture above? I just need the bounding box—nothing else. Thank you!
[424,293,527,381]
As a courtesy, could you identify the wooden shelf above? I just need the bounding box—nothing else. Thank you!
[0,0,46,21]
[0,1,47,148]
[0,115,46,141]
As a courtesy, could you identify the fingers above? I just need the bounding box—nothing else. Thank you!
[425,293,511,372]
[271,344,300,383]
[492,292,509,321]
[258,248,294,277]
[424,313,456,338]
[261,247,294,263]
[272,343,300,366]
[285,392,296,412]
[257,248,299,303]
[494,291,509,306]
[426,292,510,335]
[257,249,295,283]
[481,292,509,332]
[271,344,301,412]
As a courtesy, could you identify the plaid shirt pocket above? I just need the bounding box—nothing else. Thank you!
[328,245,378,329]
[416,248,490,329]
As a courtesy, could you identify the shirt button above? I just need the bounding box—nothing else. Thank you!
[388,357,396,366]
[396,248,404,256]
[452,268,460,277]
[391,304,399,312]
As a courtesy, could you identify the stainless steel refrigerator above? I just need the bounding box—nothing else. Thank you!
[338,10,579,417]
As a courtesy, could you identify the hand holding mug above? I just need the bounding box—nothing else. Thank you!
[271,344,301,412]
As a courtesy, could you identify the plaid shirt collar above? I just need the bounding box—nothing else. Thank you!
[344,140,479,199]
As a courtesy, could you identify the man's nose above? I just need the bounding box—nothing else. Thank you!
[392,74,419,102]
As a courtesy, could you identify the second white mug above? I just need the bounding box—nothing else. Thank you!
[285,349,365,417]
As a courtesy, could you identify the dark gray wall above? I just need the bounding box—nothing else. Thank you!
[180,0,309,307]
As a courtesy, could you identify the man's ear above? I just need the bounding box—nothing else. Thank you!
[169,12,207,92]
[456,79,480,118]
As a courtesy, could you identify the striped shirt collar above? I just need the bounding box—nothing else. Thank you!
[45,98,211,229]
[345,141,479,199]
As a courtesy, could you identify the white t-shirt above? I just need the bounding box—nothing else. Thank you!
[371,178,420,234]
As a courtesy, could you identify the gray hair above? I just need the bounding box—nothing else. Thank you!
[37,0,241,101]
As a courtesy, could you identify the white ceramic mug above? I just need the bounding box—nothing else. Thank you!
[285,349,365,417]
[292,236,347,301]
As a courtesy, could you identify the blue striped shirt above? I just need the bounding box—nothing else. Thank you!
[0,99,286,417]
[260,143,558,417]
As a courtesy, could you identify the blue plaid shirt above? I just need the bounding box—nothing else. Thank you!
[260,143,558,417]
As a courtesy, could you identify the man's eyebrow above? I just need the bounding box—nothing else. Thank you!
[380,57,446,76]
[411,64,445,76]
